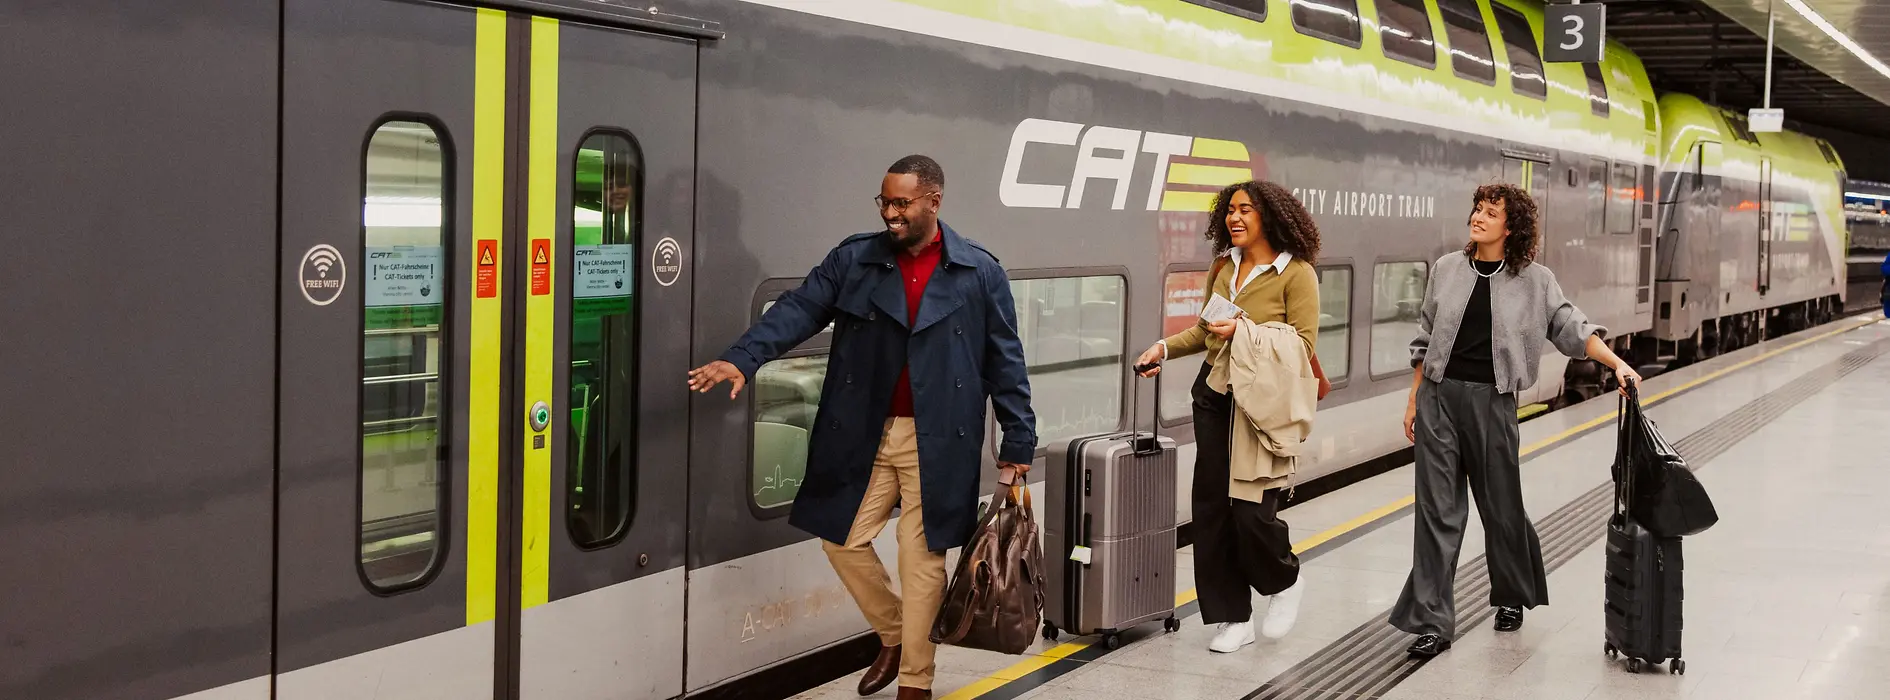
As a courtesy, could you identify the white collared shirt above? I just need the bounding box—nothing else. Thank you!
[1225,248,1294,297]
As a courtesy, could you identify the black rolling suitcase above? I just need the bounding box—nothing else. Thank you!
[1603,386,1686,674]
[1040,376,1180,650]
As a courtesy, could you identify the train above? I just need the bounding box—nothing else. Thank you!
[0,0,1849,699]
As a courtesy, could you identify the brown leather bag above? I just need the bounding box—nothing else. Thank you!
[928,480,1044,655]
[1205,257,1331,400]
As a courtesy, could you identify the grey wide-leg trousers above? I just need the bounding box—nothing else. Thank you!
[1388,378,1549,639]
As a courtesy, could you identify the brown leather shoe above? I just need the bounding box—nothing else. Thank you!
[856,645,900,696]
[894,687,931,700]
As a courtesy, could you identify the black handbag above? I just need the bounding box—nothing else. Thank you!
[1614,384,1720,538]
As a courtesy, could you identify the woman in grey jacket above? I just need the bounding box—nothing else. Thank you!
[1390,184,1641,658]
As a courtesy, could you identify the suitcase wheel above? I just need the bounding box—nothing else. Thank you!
[1164,616,1182,633]
[1626,658,1643,673]
[1102,632,1122,650]
[1671,659,1685,675]
[1603,643,1617,659]
[1042,623,1059,642]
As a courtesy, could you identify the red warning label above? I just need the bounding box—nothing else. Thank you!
[531,239,551,296]
[476,239,498,298]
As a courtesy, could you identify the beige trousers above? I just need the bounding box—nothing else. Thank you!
[822,417,946,690]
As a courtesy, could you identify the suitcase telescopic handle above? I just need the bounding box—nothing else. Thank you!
[1130,359,1158,455]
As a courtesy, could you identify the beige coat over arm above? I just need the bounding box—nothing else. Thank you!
[1208,320,1319,502]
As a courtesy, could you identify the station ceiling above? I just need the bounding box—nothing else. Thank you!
[1605,0,1890,139]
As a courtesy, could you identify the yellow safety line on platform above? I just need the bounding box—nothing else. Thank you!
[942,315,1877,700]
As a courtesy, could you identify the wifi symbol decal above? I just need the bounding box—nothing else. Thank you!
[298,243,347,306]
[308,248,340,278]
[652,237,683,287]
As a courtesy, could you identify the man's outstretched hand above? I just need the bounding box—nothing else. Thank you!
[688,360,746,399]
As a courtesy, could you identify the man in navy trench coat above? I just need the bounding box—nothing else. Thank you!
[688,155,1037,700]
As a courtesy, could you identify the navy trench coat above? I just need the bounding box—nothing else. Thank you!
[718,222,1037,551]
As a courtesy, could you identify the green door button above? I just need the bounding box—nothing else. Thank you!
[530,401,551,432]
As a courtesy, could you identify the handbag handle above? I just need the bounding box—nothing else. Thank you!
[1613,380,1644,516]
[935,558,989,644]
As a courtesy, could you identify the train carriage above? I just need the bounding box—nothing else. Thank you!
[0,0,1847,699]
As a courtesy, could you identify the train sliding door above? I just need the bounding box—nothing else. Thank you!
[277,0,492,696]
[515,15,696,700]
[278,1,698,697]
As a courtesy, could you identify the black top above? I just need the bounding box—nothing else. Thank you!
[1445,258,1505,384]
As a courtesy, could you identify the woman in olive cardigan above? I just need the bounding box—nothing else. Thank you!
[1133,180,1322,654]
[1391,183,1642,658]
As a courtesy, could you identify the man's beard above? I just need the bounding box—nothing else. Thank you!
[885,215,932,248]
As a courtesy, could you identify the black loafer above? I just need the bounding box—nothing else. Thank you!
[1494,606,1524,632]
[1407,634,1451,657]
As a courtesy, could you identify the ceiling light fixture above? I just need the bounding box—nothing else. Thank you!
[1780,0,1890,81]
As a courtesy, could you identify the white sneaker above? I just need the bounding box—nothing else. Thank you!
[1261,580,1303,640]
[1207,621,1255,653]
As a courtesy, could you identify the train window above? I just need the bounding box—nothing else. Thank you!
[1583,62,1609,117]
[567,131,642,547]
[1722,113,1759,144]
[1291,0,1362,47]
[1185,0,1267,22]
[1817,140,1839,165]
[1437,0,1496,84]
[1013,274,1126,444]
[753,355,826,511]
[1489,4,1545,100]
[1609,162,1638,235]
[1376,0,1436,68]
[1159,269,1211,424]
[359,119,449,591]
[1371,261,1428,378]
[1315,266,1352,380]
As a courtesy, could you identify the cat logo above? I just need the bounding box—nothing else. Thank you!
[999,118,1256,212]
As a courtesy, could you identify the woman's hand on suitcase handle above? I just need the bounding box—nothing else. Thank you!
[1134,343,1165,377]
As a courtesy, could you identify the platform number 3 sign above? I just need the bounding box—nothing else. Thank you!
[1543,3,1605,64]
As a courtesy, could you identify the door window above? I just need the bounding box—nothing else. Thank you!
[567,131,642,547]
[360,119,450,591]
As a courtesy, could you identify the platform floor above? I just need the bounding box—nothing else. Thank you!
[790,312,1890,700]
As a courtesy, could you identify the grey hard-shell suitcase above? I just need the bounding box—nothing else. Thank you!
[1040,378,1180,650]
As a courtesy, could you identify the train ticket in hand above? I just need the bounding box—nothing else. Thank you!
[1200,293,1243,323]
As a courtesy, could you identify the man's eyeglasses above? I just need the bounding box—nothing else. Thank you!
[875,192,938,212]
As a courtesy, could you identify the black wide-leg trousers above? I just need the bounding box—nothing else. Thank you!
[1190,363,1300,625]
[1388,377,1549,639]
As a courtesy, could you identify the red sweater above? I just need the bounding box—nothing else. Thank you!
[888,234,942,417]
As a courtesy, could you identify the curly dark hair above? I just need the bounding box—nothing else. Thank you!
[1205,180,1321,263]
[1462,183,1539,275]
